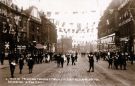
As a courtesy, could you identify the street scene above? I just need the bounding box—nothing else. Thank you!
[1,0,135,86]
[1,55,135,86]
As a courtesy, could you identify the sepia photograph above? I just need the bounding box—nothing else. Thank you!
[0,0,135,86]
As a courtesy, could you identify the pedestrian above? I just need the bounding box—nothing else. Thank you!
[14,51,18,64]
[129,52,134,65]
[87,52,94,72]
[75,52,78,62]
[42,53,46,63]
[56,54,61,67]
[27,57,34,74]
[123,52,127,70]
[37,52,40,64]
[8,51,16,78]
[47,54,50,62]
[1,51,5,65]
[10,60,16,78]
[49,52,53,61]
[38,52,43,63]
[118,52,124,70]
[71,54,75,65]
[113,54,119,70]
[66,54,70,66]
[0,51,3,65]
[107,52,113,69]
[19,57,24,74]
[95,52,100,62]
[60,54,64,68]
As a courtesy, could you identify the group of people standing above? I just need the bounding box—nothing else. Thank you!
[27,52,54,64]
[8,51,35,78]
[88,51,134,71]
[106,52,133,70]
[87,51,135,72]
[54,52,78,68]
[8,51,56,78]
[1,49,134,78]
[8,51,79,78]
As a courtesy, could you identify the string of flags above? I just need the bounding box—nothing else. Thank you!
[47,11,97,34]
[61,27,91,35]
[45,11,96,17]
[56,21,96,33]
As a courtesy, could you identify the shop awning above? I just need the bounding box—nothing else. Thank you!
[35,44,44,49]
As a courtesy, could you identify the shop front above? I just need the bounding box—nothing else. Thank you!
[98,33,116,52]
[118,16,134,53]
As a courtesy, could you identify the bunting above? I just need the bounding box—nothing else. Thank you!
[47,11,51,17]
[63,28,67,33]
[77,23,81,29]
[55,12,59,15]
[68,29,70,32]
[87,29,90,33]
[72,29,75,33]
[59,28,63,32]
[70,22,74,25]
[73,11,78,14]
[56,21,96,34]
[46,11,97,16]
[61,22,65,27]
[76,23,81,33]
[55,21,59,26]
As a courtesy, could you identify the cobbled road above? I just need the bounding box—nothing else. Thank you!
[1,55,135,86]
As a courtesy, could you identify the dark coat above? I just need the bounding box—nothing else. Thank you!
[19,58,24,69]
[28,58,34,69]
[88,55,94,65]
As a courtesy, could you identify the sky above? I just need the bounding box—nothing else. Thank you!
[13,0,112,44]
[13,0,111,12]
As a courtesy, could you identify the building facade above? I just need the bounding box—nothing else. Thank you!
[98,0,135,54]
[40,12,57,52]
[0,1,28,52]
[0,1,57,54]
[57,37,72,53]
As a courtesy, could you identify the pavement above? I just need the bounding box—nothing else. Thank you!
[0,60,9,69]
[0,55,135,86]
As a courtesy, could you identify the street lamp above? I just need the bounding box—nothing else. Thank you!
[14,16,21,52]
[45,21,51,52]
[61,35,64,53]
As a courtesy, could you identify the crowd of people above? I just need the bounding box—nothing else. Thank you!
[0,49,135,78]
[54,52,78,68]
[0,50,79,78]
[87,51,134,71]
[8,51,35,78]
[104,51,134,70]
[0,50,55,78]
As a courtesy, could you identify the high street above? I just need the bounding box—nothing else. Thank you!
[1,0,135,86]
[0,55,135,86]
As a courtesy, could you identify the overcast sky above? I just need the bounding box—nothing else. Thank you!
[13,0,112,42]
[13,0,112,27]
[13,0,111,12]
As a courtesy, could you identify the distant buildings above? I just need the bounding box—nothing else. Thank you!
[57,37,72,53]
[98,0,135,54]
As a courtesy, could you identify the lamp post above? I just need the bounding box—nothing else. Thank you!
[27,17,30,40]
[61,35,64,54]
[14,15,21,52]
[47,26,50,52]
[45,21,51,52]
